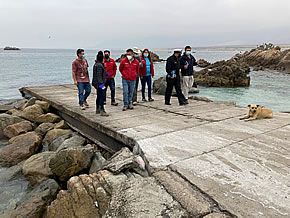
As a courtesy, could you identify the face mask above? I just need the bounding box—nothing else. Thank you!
[82,55,86,59]
[185,51,191,55]
[105,55,109,59]
[144,53,149,57]
[127,55,132,60]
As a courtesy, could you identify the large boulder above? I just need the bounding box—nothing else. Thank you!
[22,151,56,186]
[10,179,60,218]
[49,146,94,181]
[105,176,188,217]
[197,59,211,68]
[3,120,34,139]
[14,104,44,122]
[46,171,127,218]
[34,122,55,137]
[89,152,107,174]
[54,120,69,129]
[0,114,24,139]
[195,62,250,87]
[48,132,75,152]
[277,50,290,72]
[35,113,61,124]
[0,104,14,113]
[42,128,72,147]
[35,100,50,113]
[0,132,42,166]
[20,97,37,110]
[56,134,86,152]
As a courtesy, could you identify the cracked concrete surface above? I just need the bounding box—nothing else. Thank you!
[21,85,290,218]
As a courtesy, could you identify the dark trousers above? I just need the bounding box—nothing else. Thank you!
[141,75,152,99]
[132,74,140,102]
[104,78,116,102]
[77,82,91,106]
[96,88,105,110]
[165,77,185,104]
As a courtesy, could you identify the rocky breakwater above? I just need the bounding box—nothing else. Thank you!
[232,43,290,73]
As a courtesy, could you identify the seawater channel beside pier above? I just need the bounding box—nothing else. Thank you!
[20,84,290,218]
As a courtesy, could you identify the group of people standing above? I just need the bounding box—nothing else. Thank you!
[71,46,197,117]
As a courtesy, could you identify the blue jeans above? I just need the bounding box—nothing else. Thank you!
[141,75,152,99]
[96,88,105,110]
[104,78,116,102]
[77,82,91,106]
[122,78,136,106]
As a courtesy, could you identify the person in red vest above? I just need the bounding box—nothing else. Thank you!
[119,48,140,111]
[140,48,155,102]
[103,50,118,106]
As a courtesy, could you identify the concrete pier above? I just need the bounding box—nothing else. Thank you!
[20,84,290,217]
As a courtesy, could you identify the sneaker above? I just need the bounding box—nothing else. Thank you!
[128,105,134,110]
[149,98,154,102]
[165,102,171,105]
[122,106,128,111]
[132,101,138,106]
[80,105,86,110]
[100,110,109,117]
[142,98,147,102]
[84,101,89,107]
[96,108,100,114]
[111,101,118,106]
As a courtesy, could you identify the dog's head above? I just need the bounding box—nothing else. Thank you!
[248,104,260,115]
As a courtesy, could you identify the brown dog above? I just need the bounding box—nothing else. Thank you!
[240,104,273,121]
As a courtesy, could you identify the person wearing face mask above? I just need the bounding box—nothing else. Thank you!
[132,47,143,106]
[165,49,186,106]
[72,48,91,110]
[103,50,118,106]
[140,49,155,102]
[179,45,198,104]
[92,51,109,116]
[119,48,140,111]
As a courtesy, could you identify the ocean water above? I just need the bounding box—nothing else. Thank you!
[0,47,289,112]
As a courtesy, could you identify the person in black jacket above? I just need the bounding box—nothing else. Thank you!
[165,49,186,105]
[92,51,109,116]
[180,45,198,103]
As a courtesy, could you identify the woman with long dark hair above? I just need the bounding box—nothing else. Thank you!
[92,51,109,116]
[140,48,155,102]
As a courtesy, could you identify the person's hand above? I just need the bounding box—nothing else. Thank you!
[197,60,200,65]
[74,80,78,86]
[171,75,175,79]
[184,65,188,69]
[106,73,110,76]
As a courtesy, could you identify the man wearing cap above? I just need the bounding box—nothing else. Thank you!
[132,47,143,105]
[180,45,198,104]
[103,50,118,106]
[165,49,186,106]
[119,48,140,111]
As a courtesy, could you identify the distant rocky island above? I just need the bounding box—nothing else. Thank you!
[116,51,165,62]
[3,46,21,51]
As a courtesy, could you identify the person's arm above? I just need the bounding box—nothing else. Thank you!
[166,57,172,74]
[192,56,198,66]
[112,60,117,78]
[92,64,97,88]
[72,62,78,85]
[119,60,124,75]
[137,56,143,69]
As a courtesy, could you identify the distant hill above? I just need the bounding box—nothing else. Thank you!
[3,46,21,50]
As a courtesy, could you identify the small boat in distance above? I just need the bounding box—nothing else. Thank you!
[3,46,21,51]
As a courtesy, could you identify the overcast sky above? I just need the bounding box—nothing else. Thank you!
[0,0,289,49]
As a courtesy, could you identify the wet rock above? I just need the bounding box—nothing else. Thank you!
[56,134,86,152]
[46,171,127,218]
[14,104,44,122]
[89,152,107,174]
[48,133,75,152]
[42,128,72,147]
[154,170,212,217]
[0,132,42,166]
[35,100,50,113]
[104,147,138,174]
[10,179,60,218]
[22,151,56,186]
[35,122,55,137]
[0,104,14,113]
[49,146,94,181]
[0,114,24,139]
[35,113,61,124]
[3,120,34,139]
[105,176,188,217]
[54,120,69,129]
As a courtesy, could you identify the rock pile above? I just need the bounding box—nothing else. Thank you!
[115,51,164,62]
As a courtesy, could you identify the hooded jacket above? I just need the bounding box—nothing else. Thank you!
[92,61,106,89]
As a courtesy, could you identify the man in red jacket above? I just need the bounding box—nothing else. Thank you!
[119,48,140,111]
[103,50,118,106]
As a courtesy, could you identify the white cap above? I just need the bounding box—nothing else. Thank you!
[173,48,182,53]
